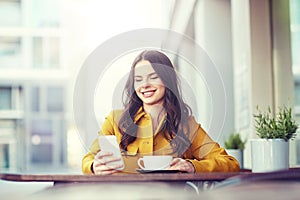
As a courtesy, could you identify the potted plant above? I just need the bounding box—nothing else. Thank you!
[224,133,246,169]
[252,105,298,172]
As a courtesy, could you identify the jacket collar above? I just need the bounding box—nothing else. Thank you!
[133,107,147,123]
[133,107,167,133]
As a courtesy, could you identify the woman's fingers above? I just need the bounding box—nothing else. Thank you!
[95,151,113,159]
[168,158,195,173]
[95,152,121,165]
[169,158,181,166]
[93,166,119,175]
[93,151,123,175]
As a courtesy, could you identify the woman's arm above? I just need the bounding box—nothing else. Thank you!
[82,110,122,174]
[186,142,240,172]
[183,117,240,172]
[82,139,99,174]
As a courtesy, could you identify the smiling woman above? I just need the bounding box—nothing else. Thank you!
[82,50,240,175]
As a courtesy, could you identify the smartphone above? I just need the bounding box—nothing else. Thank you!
[98,135,124,170]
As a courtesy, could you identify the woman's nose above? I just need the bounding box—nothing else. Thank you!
[140,78,150,87]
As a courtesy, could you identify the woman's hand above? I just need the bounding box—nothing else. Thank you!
[168,158,195,173]
[93,151,124,175]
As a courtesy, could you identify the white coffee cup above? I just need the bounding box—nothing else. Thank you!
[137,155,172,170]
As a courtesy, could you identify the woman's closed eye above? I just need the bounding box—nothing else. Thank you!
[149,74,159,80]
[134,77,142,82]
[134,74,159,82]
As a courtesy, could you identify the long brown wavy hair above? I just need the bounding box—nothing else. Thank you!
[118,50,192,156]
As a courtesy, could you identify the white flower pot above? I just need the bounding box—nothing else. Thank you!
[226,149,243,169]
[250,139,289,172]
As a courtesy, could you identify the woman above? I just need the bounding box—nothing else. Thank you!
[82,50,240,175]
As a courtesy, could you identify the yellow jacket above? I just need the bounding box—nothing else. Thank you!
[82,108,240,174]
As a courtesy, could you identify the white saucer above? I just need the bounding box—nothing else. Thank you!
[136,169,182,173]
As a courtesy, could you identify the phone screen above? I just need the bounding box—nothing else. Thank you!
[98,135,124,170]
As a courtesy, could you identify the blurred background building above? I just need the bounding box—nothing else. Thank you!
[0,0,299,172]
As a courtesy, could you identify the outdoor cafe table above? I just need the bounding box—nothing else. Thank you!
[0,171,250,184]
[1,169,300,200]
[0,171,250,200]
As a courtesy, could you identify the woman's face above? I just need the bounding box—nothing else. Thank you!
[134,60,166,107]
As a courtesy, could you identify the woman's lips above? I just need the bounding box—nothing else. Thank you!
[141,90,156,98]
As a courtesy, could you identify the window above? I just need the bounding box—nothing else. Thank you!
[0,85,23,111]
[31,144,53,163]
[291,0,300,107]
[290,0,300,72]
[0,37,22,69]
[0,87,12,110]
[290,0,300,166]
[30,119,53,164]
[31,87,40,112]
[32,37,60,69]
[47,86,64,112]
[295,82,300,107]
[29,0,60,28]
[31,119,53,136]
[28,85,65,166]
[0,0,21,27]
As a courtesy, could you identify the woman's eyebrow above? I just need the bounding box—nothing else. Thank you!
[148,72,158,77]
[134,72,157,77]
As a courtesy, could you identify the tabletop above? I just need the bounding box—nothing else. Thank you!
[2,168,300,184]
[2,169,300,200]
[0,171,250,184]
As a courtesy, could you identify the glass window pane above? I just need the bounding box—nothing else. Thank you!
[31,144,53,163]
[32,37,60,69]
[31,87,40,112]
[295,83,300,106]
[291,0,300,107]
[0,87,12,110]
[48,37,60,68]
[291,0,300,71]
[291,33,300,68]
[59,122,66,164]
[31,119,52,136]
[290,0,300,25]
[0,144,9,168]
[0,1,21,26]
[0,37,22,68]
[297,139,300,165]
[30,0,60,28]
[32,37,43,68]
[47,86,64,112]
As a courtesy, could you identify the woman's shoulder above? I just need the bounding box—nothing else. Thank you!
[109,109,124,115]
[186,115,199,125]
[182,115,201,129]
[105,109,125,121]
[184,115,209,139]
[185,115,203,131]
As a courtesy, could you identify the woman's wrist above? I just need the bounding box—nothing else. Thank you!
[186,160,196,173]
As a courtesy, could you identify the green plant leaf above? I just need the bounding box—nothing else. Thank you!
[253,105,298,141]
[224,133,246,150]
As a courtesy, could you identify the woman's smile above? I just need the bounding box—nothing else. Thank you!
[134,60,166,108]
[141,89,157,97]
